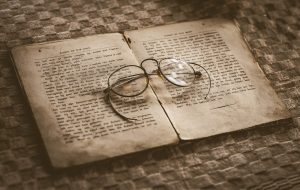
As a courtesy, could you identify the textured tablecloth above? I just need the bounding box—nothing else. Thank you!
[0,0,299,189]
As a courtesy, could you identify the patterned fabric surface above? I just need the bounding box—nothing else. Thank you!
[0,0,300,189]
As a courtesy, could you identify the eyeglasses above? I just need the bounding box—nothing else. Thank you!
[104,58,211,120]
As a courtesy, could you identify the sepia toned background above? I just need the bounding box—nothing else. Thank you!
[0,0,300,189]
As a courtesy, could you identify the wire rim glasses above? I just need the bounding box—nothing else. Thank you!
[104,58,211,120]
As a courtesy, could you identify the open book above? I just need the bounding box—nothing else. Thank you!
[10,18,290,168]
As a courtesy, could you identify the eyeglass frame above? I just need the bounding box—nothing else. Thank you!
[104,58,211,120]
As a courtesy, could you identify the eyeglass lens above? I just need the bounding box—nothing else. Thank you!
[159,59,195,87]
[108,65,148,97]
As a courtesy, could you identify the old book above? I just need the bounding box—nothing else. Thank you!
[10,18,290,168]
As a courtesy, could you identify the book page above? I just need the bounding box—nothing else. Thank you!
[125,18,290,140]
[11,33,178,168]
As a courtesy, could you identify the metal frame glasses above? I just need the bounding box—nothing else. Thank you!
[104,58,211,120]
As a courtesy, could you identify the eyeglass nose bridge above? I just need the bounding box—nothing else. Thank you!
[140,58,160,74]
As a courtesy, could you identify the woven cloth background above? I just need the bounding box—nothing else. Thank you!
[0,0,300,189]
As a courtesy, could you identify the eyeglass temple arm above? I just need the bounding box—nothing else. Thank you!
[188,62,212,99]
[104,90,137,121]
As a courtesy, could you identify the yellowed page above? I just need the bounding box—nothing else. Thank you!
[11,33,178,168]
[125,18,290,140]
